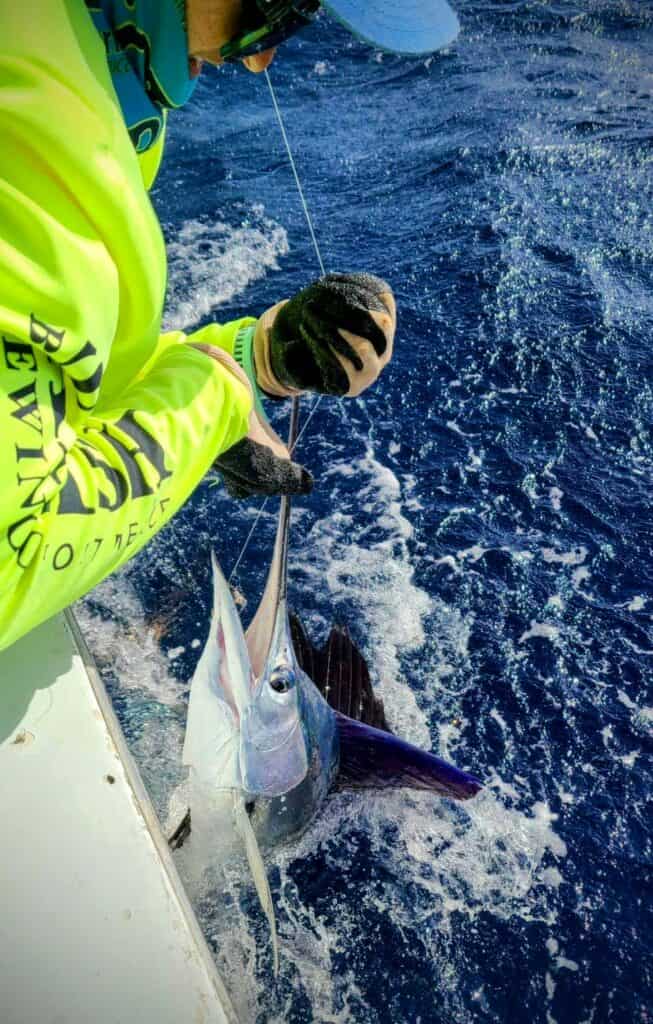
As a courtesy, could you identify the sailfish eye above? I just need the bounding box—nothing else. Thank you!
[269,668,293,694]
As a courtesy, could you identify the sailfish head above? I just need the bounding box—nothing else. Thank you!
[180,554,336,843]
[238,594,340,846]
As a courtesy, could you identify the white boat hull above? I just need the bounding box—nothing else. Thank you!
[0,610,236,1024]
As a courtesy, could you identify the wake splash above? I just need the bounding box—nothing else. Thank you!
[291,449,434,746]
[163,205,289,331]
[173,781,567,1023]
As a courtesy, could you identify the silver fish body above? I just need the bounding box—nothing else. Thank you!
[182,552,339,849]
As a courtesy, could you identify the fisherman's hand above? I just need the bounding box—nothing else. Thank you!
[254,273,396,398]
[192,341,313,500]
[215,436,312,500]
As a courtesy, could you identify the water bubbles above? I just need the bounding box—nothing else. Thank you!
[163,211,289,331]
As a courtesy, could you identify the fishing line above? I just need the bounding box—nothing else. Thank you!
[264,68,327,455]
[229,503,269,583]
[226,384,318,585]
[264,70,327,279]
[226,380,320,584]
[229,70,327,583]
[290,393,322,453]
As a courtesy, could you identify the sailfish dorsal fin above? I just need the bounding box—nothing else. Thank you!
[289,613,390,731]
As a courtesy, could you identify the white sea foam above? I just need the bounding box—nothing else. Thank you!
[434,554,460,572]
[556,956,579,973]
[541,546,587,566]
[489,708,508,733]
[189,782,569,1017]
[446,419,471,437]
[75,577,183,707]
[464,448,483,472]
[617,689,637,710]
[292,449,435,745]
[502,546,534,564]
[624,639,653,657]
[485,768,520,802]
[387,790,567,927]
[555,784,574,807]
[522,474,540,502]
[457,544,488,563]
[572,566,591,589]
[549,487,563,512]
[637,707,653,730]
[163,209,289,331]
[519,622,560,644]
[621,750,639,768]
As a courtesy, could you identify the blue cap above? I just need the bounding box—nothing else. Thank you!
[322,0,460,55]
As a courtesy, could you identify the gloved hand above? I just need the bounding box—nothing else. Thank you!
[191,340,313,500]
[253,272,396,398]
[214,435,313,500]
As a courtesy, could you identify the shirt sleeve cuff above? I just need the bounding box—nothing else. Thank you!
[233,323,269,422]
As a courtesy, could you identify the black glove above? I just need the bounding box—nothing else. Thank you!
[262,272,396,398]
[214,437,313,500]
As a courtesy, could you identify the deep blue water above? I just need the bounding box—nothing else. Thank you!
[81,3,653,1021]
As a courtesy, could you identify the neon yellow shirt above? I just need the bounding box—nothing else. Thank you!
[0,1,256,650]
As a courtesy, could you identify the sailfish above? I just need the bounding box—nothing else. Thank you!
[172,407,482,971]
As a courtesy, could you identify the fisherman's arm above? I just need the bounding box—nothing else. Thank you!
[0,4,299,650]
[195,274,397,498]
[0,124,296,650]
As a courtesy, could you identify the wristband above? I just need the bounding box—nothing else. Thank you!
[233,324,268,422]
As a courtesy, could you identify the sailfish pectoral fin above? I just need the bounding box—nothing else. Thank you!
[335,713,482,800]
[233,794,280,977]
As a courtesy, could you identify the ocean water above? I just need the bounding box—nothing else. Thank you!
[79,2,653,1021]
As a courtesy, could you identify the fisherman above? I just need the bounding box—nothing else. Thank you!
[0,0,459,652]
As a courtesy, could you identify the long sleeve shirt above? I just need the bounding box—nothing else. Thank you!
[0,0,256,650]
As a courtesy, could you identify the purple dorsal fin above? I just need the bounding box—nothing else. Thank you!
[335,713,482,801]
